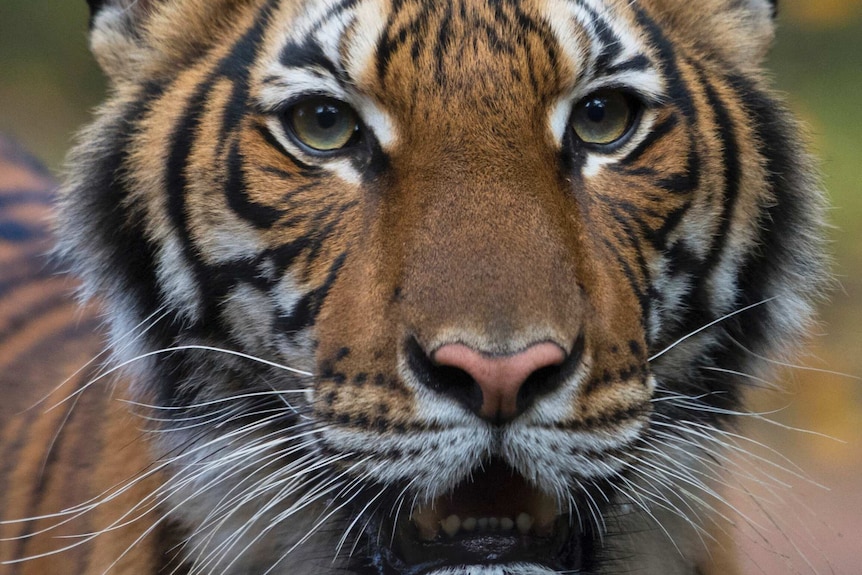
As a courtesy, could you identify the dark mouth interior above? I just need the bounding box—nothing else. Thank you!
[372,459,586,574]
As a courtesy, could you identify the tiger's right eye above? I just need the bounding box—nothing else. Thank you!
[570,90,638,148]
[287,97,359,153]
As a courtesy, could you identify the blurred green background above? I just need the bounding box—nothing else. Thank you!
[1,0,859,572]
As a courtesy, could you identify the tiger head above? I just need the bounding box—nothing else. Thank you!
[60,0,825,572]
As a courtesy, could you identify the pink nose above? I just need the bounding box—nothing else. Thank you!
[433,342,567,422]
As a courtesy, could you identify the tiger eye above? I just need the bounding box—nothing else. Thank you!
[571,90,636,147]
[289,98,359,152]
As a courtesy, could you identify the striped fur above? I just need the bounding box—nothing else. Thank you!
[1,0,826,573]
[0,137,173,574]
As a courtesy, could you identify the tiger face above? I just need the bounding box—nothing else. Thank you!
[59,0,825,572]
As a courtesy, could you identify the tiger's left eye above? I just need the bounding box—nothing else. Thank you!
[570,90,638,147]
[287,97,359,152]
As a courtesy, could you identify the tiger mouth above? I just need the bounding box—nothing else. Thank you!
[373,459,587,573]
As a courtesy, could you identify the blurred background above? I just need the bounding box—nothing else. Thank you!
[0,0,859,572]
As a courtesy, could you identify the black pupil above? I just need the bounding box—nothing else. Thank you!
[316,105,340,130]
[584,98,607,123]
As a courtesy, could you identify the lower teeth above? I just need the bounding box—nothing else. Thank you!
[432,512,537,539]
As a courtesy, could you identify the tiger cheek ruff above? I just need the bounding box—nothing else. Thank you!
[0,0,828,574]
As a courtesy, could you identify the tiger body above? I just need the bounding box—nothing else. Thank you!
[0,0,826,574]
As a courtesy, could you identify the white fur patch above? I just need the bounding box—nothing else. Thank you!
[156,235,201,323]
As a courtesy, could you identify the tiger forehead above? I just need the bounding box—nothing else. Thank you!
[257,0,656,124]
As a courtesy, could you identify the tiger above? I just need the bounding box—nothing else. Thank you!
[0,0,829,573]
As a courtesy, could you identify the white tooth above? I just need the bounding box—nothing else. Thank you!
[534,496,558,533]
[516,512,533,534]
[488,517,500,529]
[413,506,440,541]
[500,517,514,531]
[478,517,489,530]
[441,515,461,538]
[462,517,477,532]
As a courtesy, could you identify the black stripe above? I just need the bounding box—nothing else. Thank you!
[276,251,347,338]
[618,114,679,166]
[75,81,169,335]
[225,141,284,228]
[0,220,41,242]
[655,133,702,195]
[601,233,650,330]
[280,37,344,79]
[253,123,321,175]
[634,8,697,123]
[433,3,454,79]
[507,1,561,93]
[307,0,362,37]
[696,63,743,265]
[376,8,415,82]
[716,73,822,374]
[164,80,212,309]
[256,165,298,181]
[605,54,651,76]
[647,197,693,254]
[607,205,653,329]
[574,0,623,74]
[662,65,744,348]
[278,0,362,79]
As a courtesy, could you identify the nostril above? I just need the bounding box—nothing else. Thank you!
[405,337,484,414]
[519,363,565,405]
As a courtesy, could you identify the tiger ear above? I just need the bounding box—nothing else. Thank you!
[659,0,778,66]
[87,0,161,81]
[729,0,778,62]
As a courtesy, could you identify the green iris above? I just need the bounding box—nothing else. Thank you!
[289,98,358,152]
[571,90,636,146]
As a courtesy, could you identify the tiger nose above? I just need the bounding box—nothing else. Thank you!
[432,342,567,423]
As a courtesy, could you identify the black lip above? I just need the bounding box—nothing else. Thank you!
[390,516,580,574]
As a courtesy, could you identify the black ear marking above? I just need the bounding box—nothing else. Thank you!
[769,0,778,18]
[86,0,107,14]
[87,0,107,25]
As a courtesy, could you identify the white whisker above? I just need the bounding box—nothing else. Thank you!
[648,297,778,363]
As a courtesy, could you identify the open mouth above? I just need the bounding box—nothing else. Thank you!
[367,459,588,574]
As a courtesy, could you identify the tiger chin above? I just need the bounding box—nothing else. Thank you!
[2,0,828,573]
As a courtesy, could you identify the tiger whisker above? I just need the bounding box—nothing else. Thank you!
[628,444,767,534]
[110,434,343,574]
[241,461,377,575]
[28,306,170,414]
[190,462,348,574]
[648,297,778,363]
[577,481,606,541]
[383,477,421,553]
[605,473,689,557]
[700,365,781,390]
[649,419,811,486]
[644,433,786,497]
[728,334,861,381]
[334,480,389,562]
[610,453,716,536]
